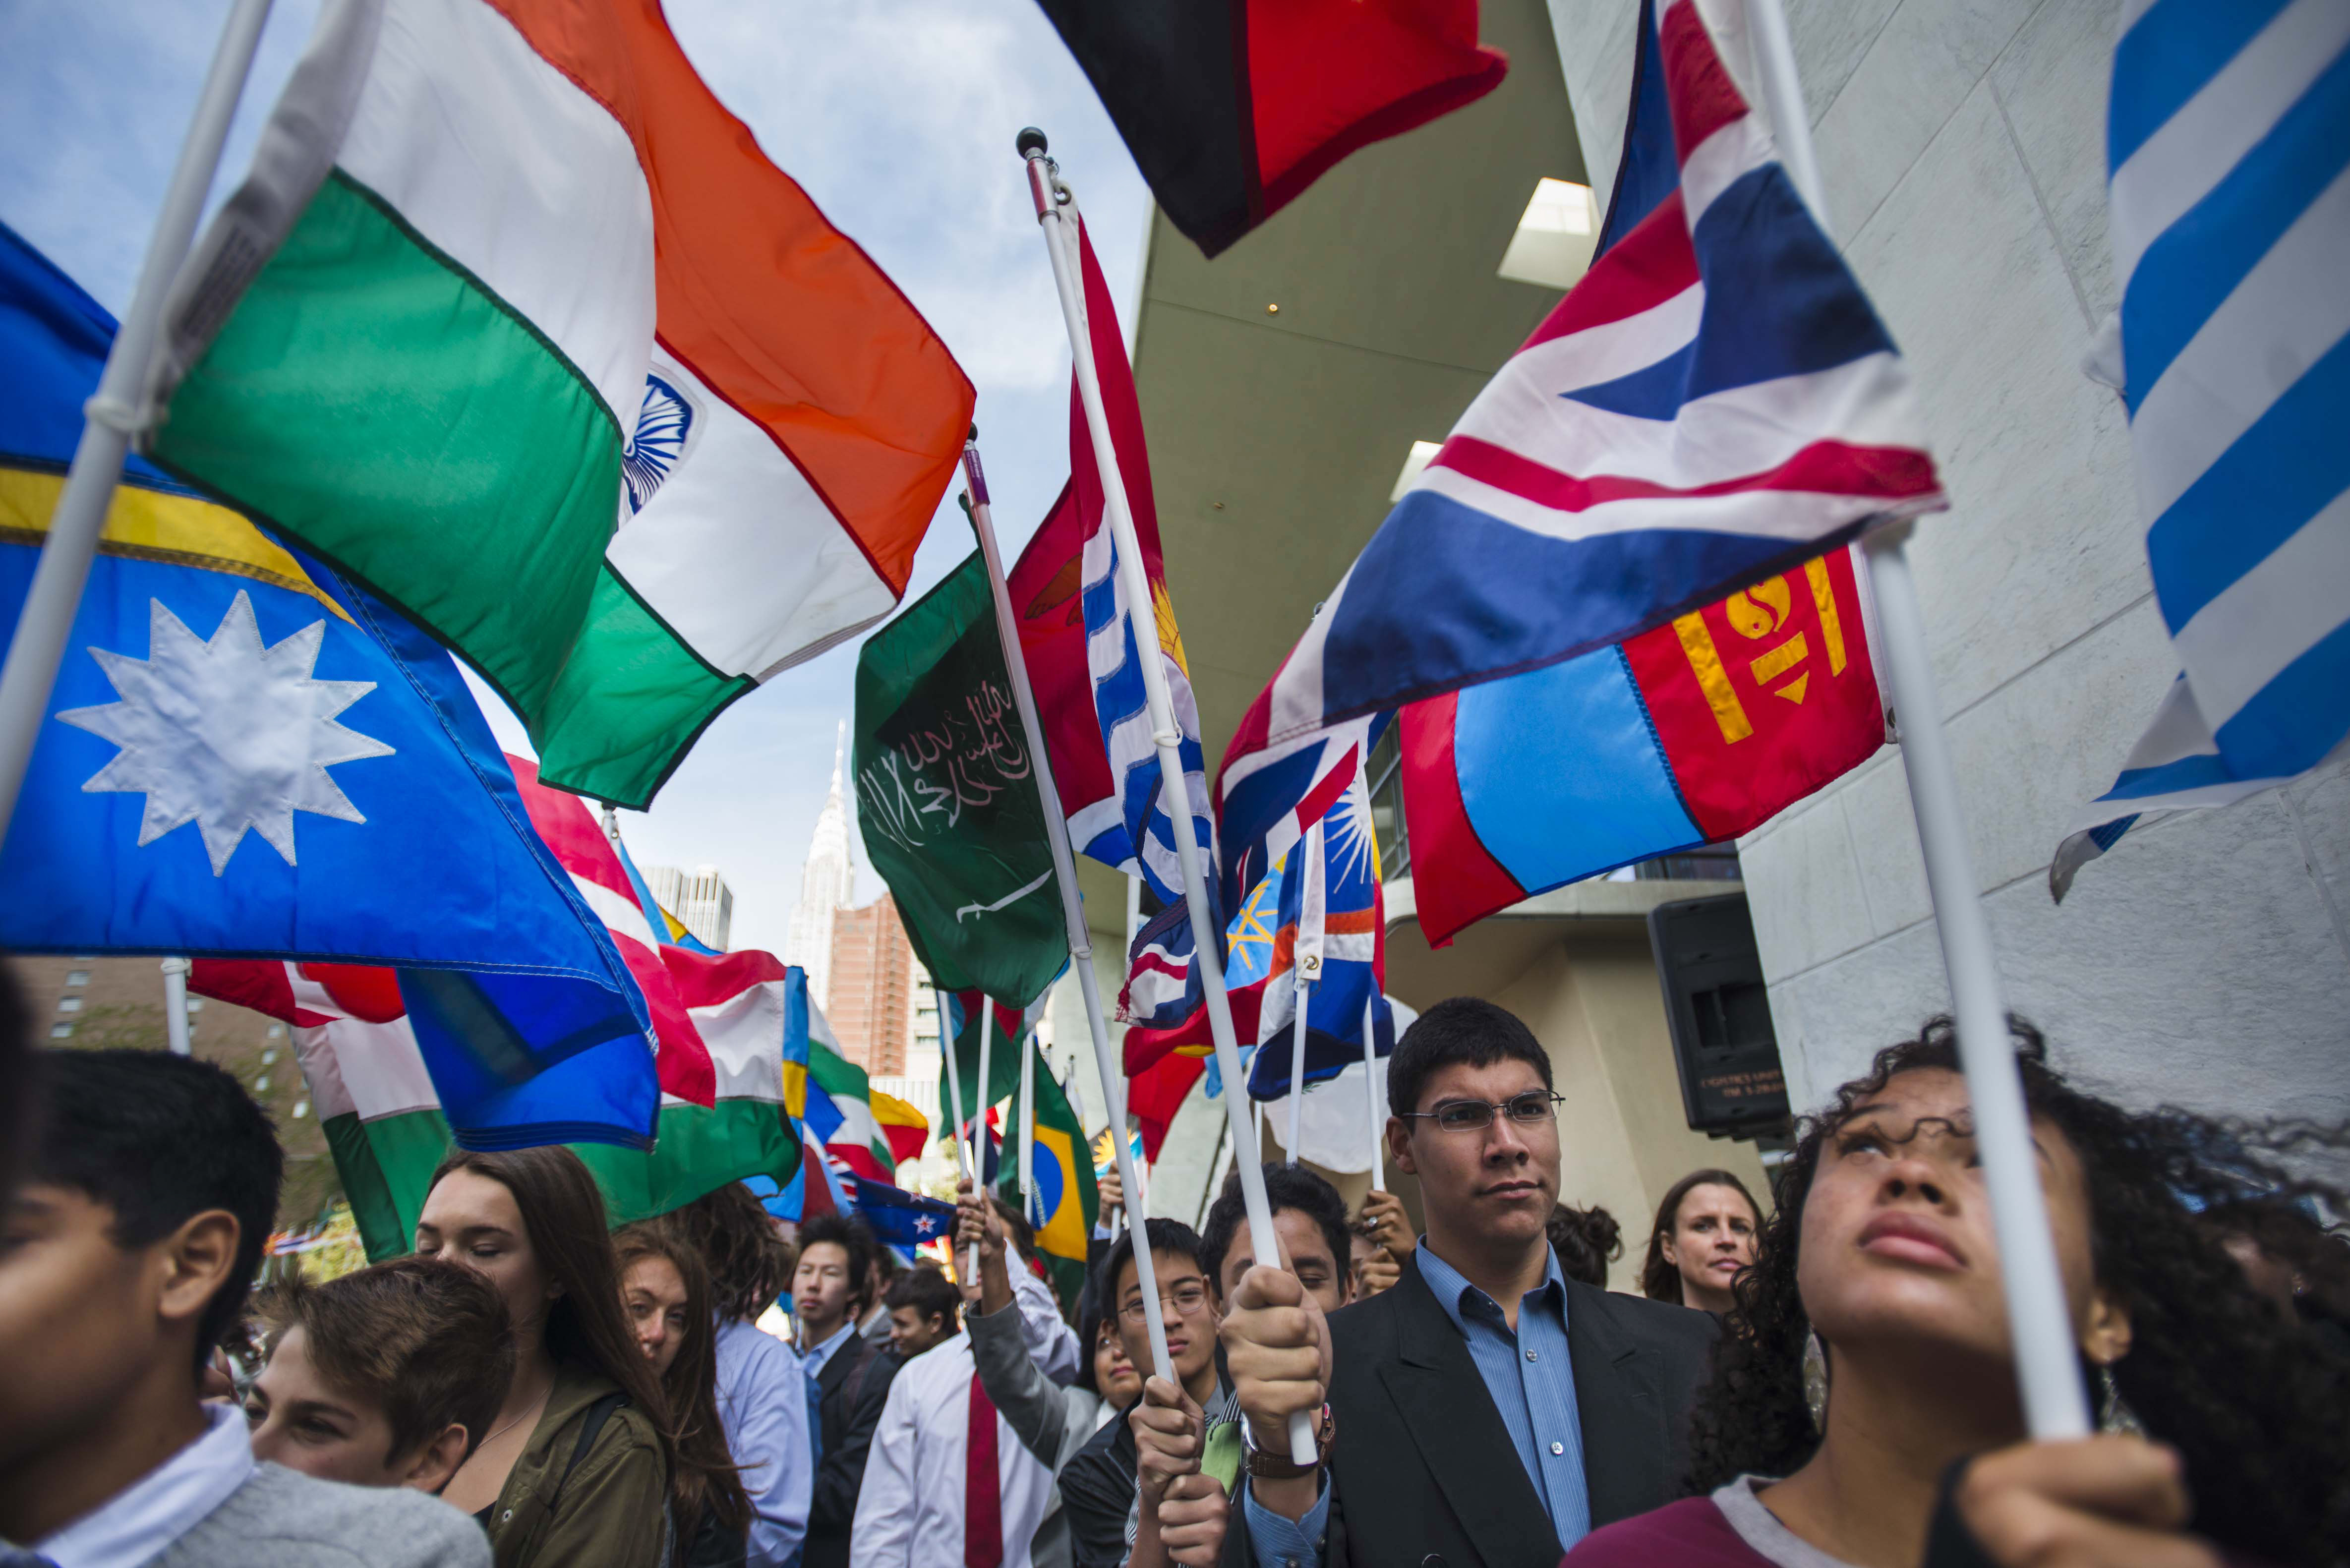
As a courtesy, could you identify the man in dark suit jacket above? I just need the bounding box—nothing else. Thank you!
[796,1214,902,1568]
[1209,998,1718,1568]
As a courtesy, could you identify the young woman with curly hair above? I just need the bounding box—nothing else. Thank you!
[1566,1018,2349,1568]
[615,1224,752,1567]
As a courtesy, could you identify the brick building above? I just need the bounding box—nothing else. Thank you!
[825,893,916,1077]
[9,953,342,1228]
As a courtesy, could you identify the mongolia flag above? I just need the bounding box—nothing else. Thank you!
[1402,548,1886,944]
[139,0,974,810]
[1006,214,1212,910]
[1253,0,1943,753]
[1,224,651,1110]
[1034,0,1507,257]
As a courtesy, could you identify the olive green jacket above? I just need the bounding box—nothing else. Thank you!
[485,1359,669,1568]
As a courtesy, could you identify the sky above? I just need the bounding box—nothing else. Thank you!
[0,0,1152,957]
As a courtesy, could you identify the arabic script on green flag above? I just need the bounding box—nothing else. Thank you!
[854,553,1066,1009]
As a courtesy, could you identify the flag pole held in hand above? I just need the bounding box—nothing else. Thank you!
[1285,816,1324,1165]
[1743,0,2087,1440]
[938,983,974,1187]
[973,997,994,1279]
[1022,130,1317,1464]
[958,425,1174,1385]
[1362,991,1383,1192]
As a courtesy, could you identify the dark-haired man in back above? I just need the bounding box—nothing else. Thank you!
[1217,998,1718,1568]
[0,1049,488,1566]
[795,1213,899,1568]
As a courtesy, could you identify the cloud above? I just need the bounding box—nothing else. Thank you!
[2,0,1150,959]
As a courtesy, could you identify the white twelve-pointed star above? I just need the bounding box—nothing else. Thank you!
[58,592,396,876]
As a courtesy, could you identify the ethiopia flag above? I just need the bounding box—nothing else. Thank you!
[853,552,1067,1009]
[139,0,973,808]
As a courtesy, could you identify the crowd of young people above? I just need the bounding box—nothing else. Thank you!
[3,993,2345,1568]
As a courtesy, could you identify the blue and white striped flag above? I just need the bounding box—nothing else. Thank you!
[2054,0,2350,900]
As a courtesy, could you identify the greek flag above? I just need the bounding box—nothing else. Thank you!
[2054,0,2350,898]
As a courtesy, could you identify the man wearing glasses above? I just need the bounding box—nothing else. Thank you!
[1217,998,1720,1568]
[1060,1220,1228,1568]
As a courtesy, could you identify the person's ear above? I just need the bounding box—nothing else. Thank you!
[2079,1285,2132,1368]
[1386,1116,1416,1177]
[157,1210,241,1335]
[404,1422,472,1494]
[1660,1235,1680,1268]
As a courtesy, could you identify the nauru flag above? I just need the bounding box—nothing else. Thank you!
[140,0,974,810]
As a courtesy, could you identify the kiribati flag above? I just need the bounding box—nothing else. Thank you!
[1255,0,1943,751]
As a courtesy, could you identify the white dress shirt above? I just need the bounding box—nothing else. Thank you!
[32,1402,253,1568]
[848,1334,1053,1568]
[715,1316,812,1568]
[1007,1257,1080,1389]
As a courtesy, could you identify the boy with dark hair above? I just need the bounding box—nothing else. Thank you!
[795,1213,897,1568]
[882,1265,962,1360]
[0,1050,487,1566]
[246,1257,515,1491]
[1218,996,1717,1568]
[1060,1220,1233,1568]
[1197,1165,1352,1315]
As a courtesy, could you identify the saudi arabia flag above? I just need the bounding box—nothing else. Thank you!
[139,0,974,809]
[854,553,1068,1007]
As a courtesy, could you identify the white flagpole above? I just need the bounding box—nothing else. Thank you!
[959,435,1173,1384]
[1287,817,1324,1165]
[1019,1023,1038,1225]
[0,0,276,841]
[1743,0,2088,1439]
[972,999,994,1279]
[1362,993,1384,1192]
[936,984,974,1197]
[161,957,192,1056]
[1023,130,1315,1460]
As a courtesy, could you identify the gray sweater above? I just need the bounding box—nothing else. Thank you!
[151,1462,491,1568]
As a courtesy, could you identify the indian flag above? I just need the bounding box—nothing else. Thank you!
[139,0,974,809]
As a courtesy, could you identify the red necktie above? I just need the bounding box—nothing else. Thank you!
[966,1369,1003,1568]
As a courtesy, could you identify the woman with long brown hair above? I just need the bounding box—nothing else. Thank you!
[417,1146,672,1568]
[615,1223,752,1568]
[1640,1166,1764,1312]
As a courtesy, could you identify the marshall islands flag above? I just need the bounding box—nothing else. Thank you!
[136,0,974,809]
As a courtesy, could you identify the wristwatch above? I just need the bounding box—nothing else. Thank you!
[1241,1406,1334,1480]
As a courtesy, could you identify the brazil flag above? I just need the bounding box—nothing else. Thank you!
[995,1040,1098,1311]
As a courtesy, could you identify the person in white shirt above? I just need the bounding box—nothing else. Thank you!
[665,1184,813,1568]
[848,1310,1055,1568]
[0,1050,486,1568]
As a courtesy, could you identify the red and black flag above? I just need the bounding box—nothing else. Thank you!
[1035,0,1508,256]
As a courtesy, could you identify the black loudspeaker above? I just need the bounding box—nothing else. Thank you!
[1646,892,1789,1138]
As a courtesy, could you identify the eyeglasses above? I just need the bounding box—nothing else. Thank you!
[1118,1280,1211,1325]
[1399,1091,1565,1133]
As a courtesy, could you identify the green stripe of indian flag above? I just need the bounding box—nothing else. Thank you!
[149,0,740,804]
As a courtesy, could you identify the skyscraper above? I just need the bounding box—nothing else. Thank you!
[827,892,916,1077]
[643,864,733,950]
[789,721,856,1009]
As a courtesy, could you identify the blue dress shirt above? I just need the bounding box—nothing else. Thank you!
[1241,1243,1590,1568]
[715,1316,813,1568]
